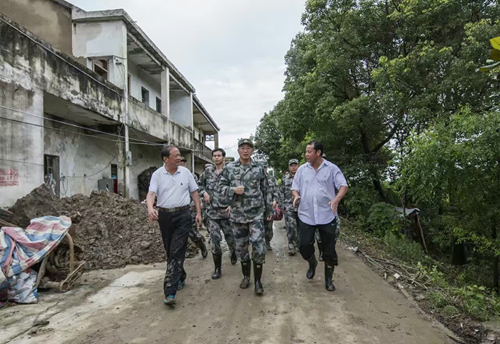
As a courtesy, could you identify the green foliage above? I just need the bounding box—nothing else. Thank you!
[384,232,429,265]
[428,291,450,309]
[453,286,490,321]
[442,305,460,317]
[366,203,401,236]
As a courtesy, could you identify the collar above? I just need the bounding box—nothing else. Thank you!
[306,159,328,171]
[235,159,255,167]
[162,165,181,176]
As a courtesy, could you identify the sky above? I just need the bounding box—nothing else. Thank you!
[70,0,306,158]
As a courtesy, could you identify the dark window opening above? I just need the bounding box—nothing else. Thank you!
[94,59,108,80]
[44,155,60,197]
[111,164,118,194]
[156,97,161,113]
[141,87,150,106]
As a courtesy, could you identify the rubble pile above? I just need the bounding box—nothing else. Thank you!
[8,185,199,270]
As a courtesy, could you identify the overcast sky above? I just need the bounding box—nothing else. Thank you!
[70,0,305,158]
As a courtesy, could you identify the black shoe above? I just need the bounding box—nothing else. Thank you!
[212,254,222,279]
[325,264,336,291]
[240,261,251,289]
[306,255,318,280]
[266,241,272,251]
[198,240,208,259]
[230,251,238,265]
[318,250,324,261]
[253,262,264,295]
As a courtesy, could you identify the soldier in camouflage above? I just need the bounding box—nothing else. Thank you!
[263,163,280,251]
[220,138,273,295]
[281,159,300,256]
[199,149,237,280]
[180,157,208,260]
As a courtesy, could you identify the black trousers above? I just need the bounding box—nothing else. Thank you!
[158,209,191,296]
[299,218,338,266]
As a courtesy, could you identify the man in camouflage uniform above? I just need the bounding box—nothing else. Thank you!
[180,157,208,260]
[281,159,300,256]
[199,149,237,280]
[220,139,273,295]
[263,164,280,251]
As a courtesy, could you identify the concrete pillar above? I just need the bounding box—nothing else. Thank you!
[214,133,219,149]
[161,67,170,138]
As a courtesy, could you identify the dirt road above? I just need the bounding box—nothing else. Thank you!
[2,221,455,344]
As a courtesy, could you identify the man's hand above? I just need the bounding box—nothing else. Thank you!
[226,206,231,215]
[234,186,245,195]
[148,208,158,222]
[204,192,211,204]
[196,213,203,228]
[292,195,301,208]
[273,201,278,209]
[328,199,339,213]
[266,215,273,221]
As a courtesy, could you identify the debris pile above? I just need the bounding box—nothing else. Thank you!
[7,185,199,271]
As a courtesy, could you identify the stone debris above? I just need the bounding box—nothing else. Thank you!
[8,185,198,271]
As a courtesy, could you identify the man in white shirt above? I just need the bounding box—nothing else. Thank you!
[147,145,202,306]
[292,141,348,291]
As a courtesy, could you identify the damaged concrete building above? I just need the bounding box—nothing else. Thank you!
[0,0,220,207]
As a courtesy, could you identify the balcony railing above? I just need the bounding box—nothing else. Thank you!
[194,139,212,161]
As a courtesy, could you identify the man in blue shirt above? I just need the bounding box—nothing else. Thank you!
[292,140,348,291]
[147,145,202,306]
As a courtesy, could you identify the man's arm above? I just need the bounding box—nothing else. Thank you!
[291,168,302,207]
[199,169,210,203]
[260,169,273,220]
[146,191,158,221]
[329,185,348,213]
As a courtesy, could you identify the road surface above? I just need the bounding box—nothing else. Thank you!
[1,221,454,344]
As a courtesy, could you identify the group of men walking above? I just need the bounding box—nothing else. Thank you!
[146,139,348,306]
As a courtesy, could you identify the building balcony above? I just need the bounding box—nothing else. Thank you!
[194,139,213,162]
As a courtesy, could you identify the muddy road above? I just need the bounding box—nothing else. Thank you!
[2,221,455,344]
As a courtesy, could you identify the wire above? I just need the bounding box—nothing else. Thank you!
[0,158,44,166]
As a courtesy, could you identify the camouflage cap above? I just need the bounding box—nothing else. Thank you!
[289,159,299,166]
[180,156,187,162]
[238,138,254,148]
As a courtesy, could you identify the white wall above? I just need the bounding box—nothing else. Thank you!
[128,61,161,113]
[72,20,128,89]
[128,144,162,200]
[170,90,192,128]
[43,120,122,198]
[0,87,44,208]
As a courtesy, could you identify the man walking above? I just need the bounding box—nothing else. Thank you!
[199,148,237,280]
[220,139,273,295]
[281,159,300,256]
[292,141,348,291]
[180,156,208,259]
[147,145,202,305]
[263,163,280,251]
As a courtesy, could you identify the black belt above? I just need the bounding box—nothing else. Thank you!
[158,206,190,213]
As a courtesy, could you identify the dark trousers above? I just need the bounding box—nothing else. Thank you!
[158,209,191,296]
[299,218,338,266]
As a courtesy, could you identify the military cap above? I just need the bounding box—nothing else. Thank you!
[180,156,187,162]
[238,138,254,148]
[289,159,299,166]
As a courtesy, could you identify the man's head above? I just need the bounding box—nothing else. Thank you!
[161,145,181,167]
[212,148,226,166]
[305,140,324,164]
[237,138,254,161]
[288,159,299,175]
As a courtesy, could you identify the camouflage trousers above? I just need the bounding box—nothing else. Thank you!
[231,219,266,264]
[189,210,204,243]
[284,210,299,249]
[264,219,274,243]
[207,216,236,255]
[158,209,191,296]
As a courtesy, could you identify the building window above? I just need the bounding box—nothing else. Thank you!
[156,97,161,113]
[141,87,149,106]
[93,59,108,80]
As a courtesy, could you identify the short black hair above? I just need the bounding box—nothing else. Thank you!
[161,145,176,159]
[307,140,324,156]
[212,148,226,157]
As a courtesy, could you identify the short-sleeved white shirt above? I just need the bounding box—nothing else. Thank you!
[148,165,198,208]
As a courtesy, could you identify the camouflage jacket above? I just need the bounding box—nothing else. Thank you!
[267,174,281,205]
[198,165,229,220]
[281,173,297,212]
[189,173,199,209]
[220,159,273,223]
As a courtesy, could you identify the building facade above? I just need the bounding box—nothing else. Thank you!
[0,0,219,207]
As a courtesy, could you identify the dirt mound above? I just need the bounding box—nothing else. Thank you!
[8,185,199,270]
